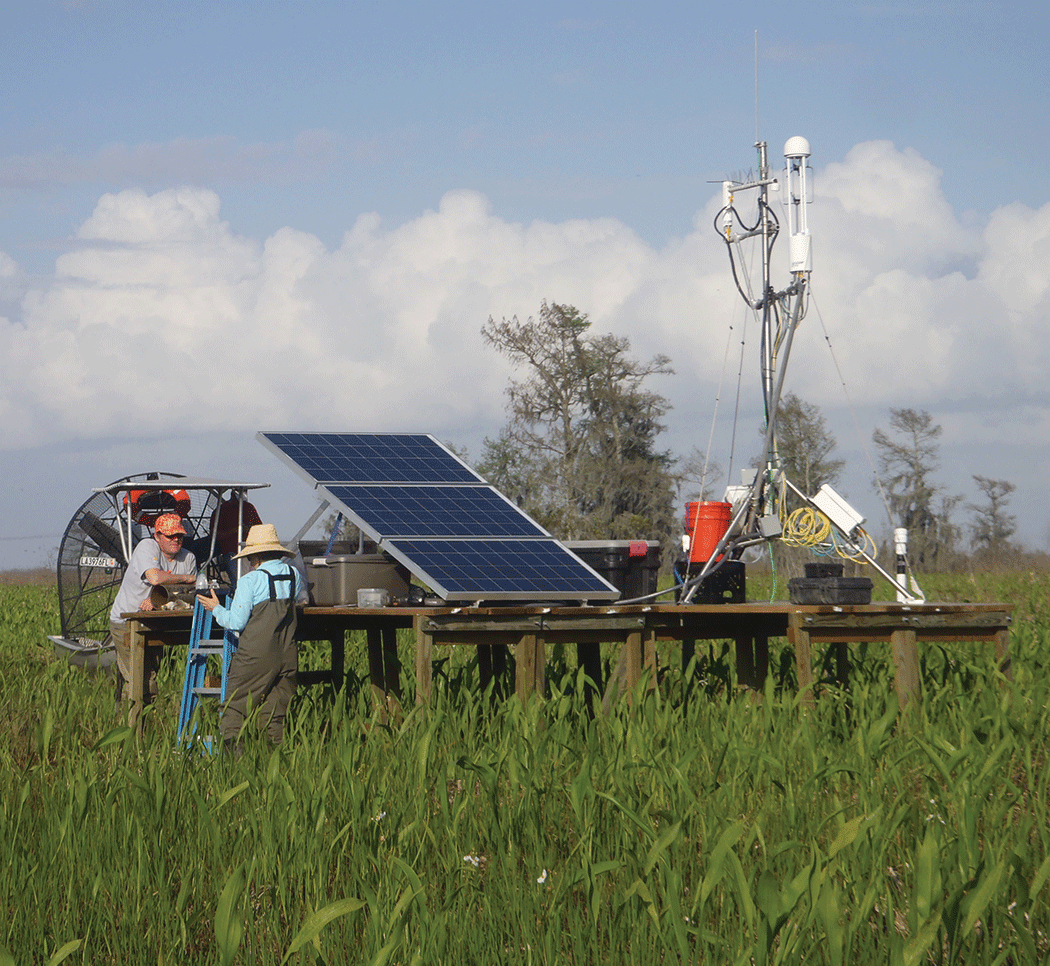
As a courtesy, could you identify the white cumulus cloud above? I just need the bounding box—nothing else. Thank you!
[0,140,1047,473]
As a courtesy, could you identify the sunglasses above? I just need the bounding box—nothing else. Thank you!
[159,531,185,539]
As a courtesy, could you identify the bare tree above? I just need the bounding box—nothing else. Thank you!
[968,475,1017,562]
[678,447,723,503]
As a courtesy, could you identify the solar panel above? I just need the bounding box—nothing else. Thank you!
[325,485,546,538]
[259,432,482,484]
[383,538,620,601]
[258,431,620,602]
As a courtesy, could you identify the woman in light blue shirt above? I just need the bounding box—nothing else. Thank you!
[197,524,303,752]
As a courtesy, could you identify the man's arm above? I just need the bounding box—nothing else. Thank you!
[143,567,196,587]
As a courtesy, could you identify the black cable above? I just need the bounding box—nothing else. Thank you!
[714,207,764,307]
[713,207,747,302]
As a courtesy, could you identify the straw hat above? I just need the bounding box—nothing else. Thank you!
[232,523,294,559]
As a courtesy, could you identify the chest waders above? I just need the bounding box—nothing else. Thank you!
[221,564,298,746]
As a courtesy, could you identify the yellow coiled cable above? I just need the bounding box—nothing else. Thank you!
[779,502,877,563]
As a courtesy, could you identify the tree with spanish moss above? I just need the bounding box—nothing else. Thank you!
[477,301,678,546]
[968,475,1018,563]
[761,392,845,514]
[871,407,961,569]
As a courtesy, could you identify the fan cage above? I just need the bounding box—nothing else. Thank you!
[56,474,220,645]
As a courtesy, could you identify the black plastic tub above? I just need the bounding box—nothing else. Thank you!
[789,576,873,605]
[675,558,746,603]
[804,561,844,579]
[564,541,661,601]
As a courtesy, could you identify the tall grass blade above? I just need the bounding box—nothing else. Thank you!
[816,878,844,966]
[281,898,367,963]
[44,939,82,966]
[699,821,746,909]
[959,857,1007,940]
[215,865,245,966]
[902,914,941,966]
[216,780,250,809]
[1030,854,1050,903]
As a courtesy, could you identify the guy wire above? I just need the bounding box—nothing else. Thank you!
[809,287,897,529]
[704,300,739,490]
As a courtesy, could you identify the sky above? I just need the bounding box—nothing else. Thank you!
[2,0,1049,571]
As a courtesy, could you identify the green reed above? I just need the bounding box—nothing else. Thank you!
[1,576,1048,963]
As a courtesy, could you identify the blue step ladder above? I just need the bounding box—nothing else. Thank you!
[177,595,238,749]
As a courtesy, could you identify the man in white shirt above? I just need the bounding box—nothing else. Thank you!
[109,512,198,708]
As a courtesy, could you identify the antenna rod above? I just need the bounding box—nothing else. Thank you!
[754,30,759,145]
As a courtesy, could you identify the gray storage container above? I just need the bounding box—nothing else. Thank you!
[305,554,411,606]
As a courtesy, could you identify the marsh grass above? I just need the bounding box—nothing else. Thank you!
[1,575,1048,963]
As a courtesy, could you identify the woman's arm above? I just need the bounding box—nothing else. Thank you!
[197,572,256,632]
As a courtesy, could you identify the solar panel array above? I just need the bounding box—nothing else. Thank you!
[258,432,620,603]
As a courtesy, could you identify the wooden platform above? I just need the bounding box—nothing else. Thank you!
[123,600,1012,730]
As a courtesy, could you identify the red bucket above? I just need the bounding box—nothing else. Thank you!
[685,501,732,563]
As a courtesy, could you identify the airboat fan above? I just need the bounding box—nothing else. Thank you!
[53,473,221,664]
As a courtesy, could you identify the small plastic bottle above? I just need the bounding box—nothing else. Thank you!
[195,570,209,590]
